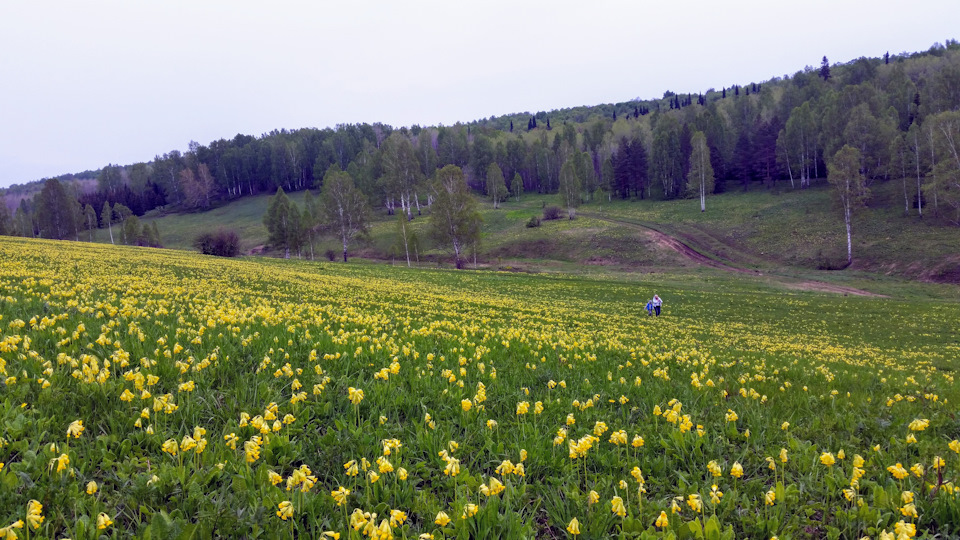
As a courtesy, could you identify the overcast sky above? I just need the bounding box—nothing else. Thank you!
[1,0,958,188]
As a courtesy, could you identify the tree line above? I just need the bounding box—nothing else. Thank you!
[4,40,960,245]
[0,177,161,247]
[263,164,481,269]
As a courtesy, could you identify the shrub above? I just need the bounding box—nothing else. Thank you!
[194,229,241,257]
[542,206,562,220]
[325,249,337,261]
[526,216,542,228]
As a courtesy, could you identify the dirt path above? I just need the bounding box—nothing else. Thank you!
[579,212,885,297]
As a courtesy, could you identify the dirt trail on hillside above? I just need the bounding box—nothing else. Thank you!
[580,212,885,297]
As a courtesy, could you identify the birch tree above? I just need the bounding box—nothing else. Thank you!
[319,170,370,262]
[827,145,870,265]
[686,131,715,212]
[429,165,481,269]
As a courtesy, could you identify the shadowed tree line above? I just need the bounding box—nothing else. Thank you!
[4,40,960,246]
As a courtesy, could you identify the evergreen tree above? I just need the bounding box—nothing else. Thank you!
[820,56,831,81]
[0,203,12,236]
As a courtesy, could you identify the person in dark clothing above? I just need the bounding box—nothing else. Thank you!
[652,294,662,316]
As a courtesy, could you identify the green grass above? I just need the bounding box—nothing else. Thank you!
[1,236,958,538]
[94,179,959,295]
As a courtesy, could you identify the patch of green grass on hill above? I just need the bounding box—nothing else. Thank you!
[587,179,960,279]
[111,179,957,289]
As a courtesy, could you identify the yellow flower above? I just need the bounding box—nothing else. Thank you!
[96,513,113,530]
[781,421,790,430]
[765,490,776,506]
[901,490,914,504]
[486,419,497,429]
[434,511,451,526]
[611,495,626,517]
[276,501,294,520]
[26,499,44,529]
[390,509,407,527]
[779,448,788,463]
[50,453,70,474]
[344,459,359,476]
[67,419,84,438]
[894,520,916,538]
[516,401,529,415]
[908,418,929,431]
[725,409,738,422]
[709,484,723,504]
[162,439,179,457]
[587,490,599,505]
[520,449,528,462]
[949,440,960,454]
[268,471,283,486]
[687,494,702,512]
[461,503,478,519]
[460,399,472,411]
[348,387,364,405]
[323,533,341,540]
[730,462,743,478]
[707,460,722,477]
[656,511,669,528]
[820,452,836,466]
[397,467,408,481]
[632,434,645,448]
[887,463,909,480]
[566,517,581,536]
[86,480,98,495]
[933,456,946,470]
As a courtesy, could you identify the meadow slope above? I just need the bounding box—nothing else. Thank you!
[0,237,958,538]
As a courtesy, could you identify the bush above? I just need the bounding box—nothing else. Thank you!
[526,216,542,228]
[194,229,241,257]
[542,206,562,220]
[325,249,337,261]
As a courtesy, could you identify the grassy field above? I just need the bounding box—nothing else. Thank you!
[127,178,959,287]
[0,236,958,538]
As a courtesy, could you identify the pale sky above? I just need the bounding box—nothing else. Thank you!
[1,0,958,188]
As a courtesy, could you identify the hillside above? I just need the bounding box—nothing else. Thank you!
[120,174,959,295]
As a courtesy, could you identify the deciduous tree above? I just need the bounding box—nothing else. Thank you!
[264,187,295,258]
[558,159,581,219]
[485,163,507,208]
[429,165,481,269]
[687,131,715,211]
[827,145,870,265]
[319,170,370,262]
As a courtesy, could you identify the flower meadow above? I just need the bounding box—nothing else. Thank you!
[0,237,958,539]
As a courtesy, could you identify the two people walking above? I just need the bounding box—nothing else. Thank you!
[645,294,662,317]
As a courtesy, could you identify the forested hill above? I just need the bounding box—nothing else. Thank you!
[3,40,960,237]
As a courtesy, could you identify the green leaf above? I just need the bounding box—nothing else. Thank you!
[703,516,721,540]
